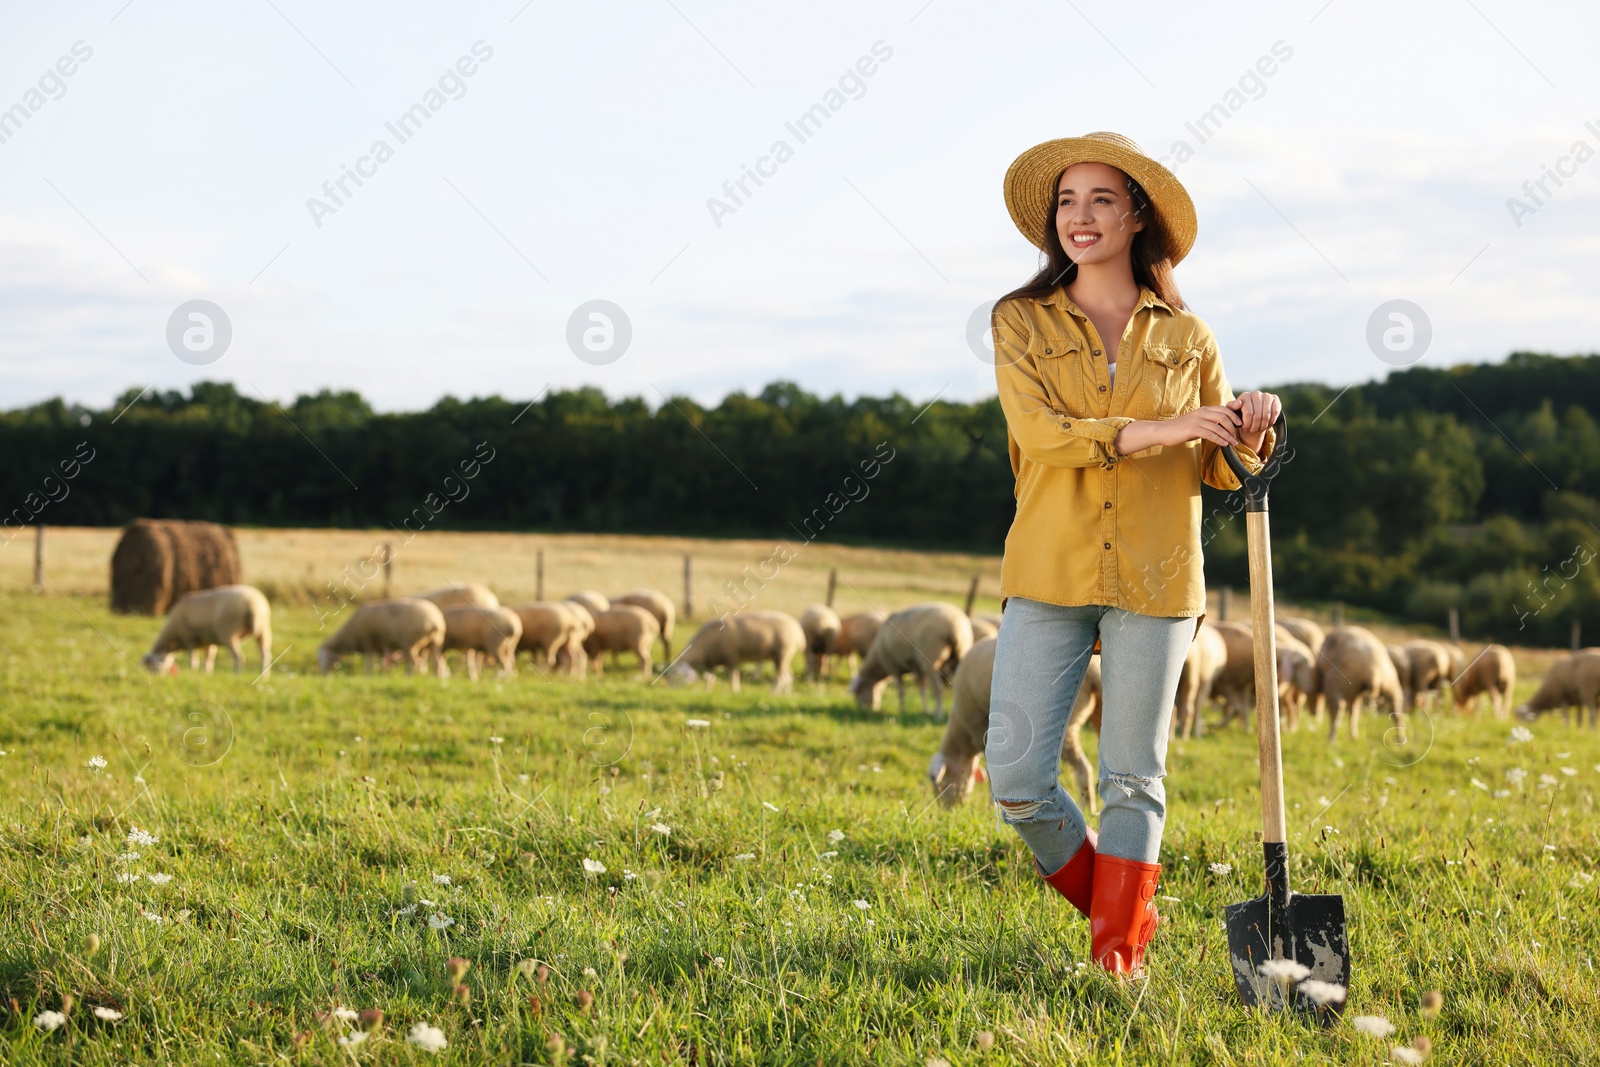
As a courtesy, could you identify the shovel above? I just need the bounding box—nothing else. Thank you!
[1219,412,1351,1015]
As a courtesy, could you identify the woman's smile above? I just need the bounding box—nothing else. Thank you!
[1068,230,1102,248]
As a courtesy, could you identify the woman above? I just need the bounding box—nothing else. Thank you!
[985,132,1280,976]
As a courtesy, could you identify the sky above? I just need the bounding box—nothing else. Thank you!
[1,0,1598,413]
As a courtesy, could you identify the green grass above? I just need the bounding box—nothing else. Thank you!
[1,590,1597,1066]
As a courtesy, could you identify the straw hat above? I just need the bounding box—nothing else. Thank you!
[1003,131,1197,265]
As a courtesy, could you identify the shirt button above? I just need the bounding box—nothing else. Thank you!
[1104,501,1112,509]
[1103,542,1111,550]
[1099,385,1107,392]
[1044,346,1052,354]
[1092,349,1101,356]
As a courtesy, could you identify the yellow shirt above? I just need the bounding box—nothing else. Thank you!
[993,285,1275,618]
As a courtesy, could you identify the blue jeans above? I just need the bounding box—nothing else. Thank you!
[985,597,1193,870]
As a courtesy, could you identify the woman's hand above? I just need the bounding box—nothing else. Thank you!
[1228,390,1282,454]
[1114,406,1241,454]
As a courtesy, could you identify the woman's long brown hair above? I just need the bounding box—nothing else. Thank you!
[998,168,1186,311]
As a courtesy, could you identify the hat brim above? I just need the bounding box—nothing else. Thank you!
[1004,138,1197,265]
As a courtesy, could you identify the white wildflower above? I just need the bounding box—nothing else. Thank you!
[1209,862,1233,875]
[827,829,845,844]
[1258,959,1311,983]
[407,1022,448,1053]
[116,872,139,884]
[650,823,671,836]
[127,827,158,847]
[1351,1015,1395,1038]
[762,802,779,813]
[88,755,107,771]
[712,956,726,967]
[1510,725,1533,743]
[582,858,606,875]
[332,1007,359,1022]
[1391,1046,1426,1065]
[141,910,162,924]
[1493,789,1511,798]
[427,913,455,931]
[733,853,756,861]
[338,1031,369,1048]
[489,736,504,744]
[1505,768,1527,785]
[394,904,418,917]
[623,869,638,881]
[685,719,711,729]
[1560,766,1577,777]
[146,873,172,885]
[133,775,145,785]
[1470,778,1488,791]
[92,1006,123,1022]
[853,899,871,910]
[432,874,451,886]
[1297,979,1346,1006]
[819,851,838,859]
[1538,773,1559,789]
[34,1010,68,1031]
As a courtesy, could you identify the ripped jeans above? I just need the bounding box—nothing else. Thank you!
[985,597,1193,871]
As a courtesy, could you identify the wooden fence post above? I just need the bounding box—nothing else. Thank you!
[683,554,694,620]
[1572,619,1582,651]
[33,525,44,594]
[1448,607,1460,644]
[380,541,392,599]
[536,547,545,602]
[826,568,837,609]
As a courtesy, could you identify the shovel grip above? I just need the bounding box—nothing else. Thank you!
[1220,411,1288,513]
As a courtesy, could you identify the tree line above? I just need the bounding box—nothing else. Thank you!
[4,351,1599,645]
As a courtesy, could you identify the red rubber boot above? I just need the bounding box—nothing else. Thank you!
[1089,853,1162,976]
[1035,828,1097,918]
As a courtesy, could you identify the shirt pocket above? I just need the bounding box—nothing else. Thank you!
[1141,342,1204,418]
[1028,333,1089,414]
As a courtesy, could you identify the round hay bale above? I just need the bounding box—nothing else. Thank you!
[110,519,241,615]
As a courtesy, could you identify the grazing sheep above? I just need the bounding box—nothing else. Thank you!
[1174,622,1229,739]
[1402,639,1453,710]
[417,582,499,611]
[613,590,676,658]
[583,605,660,679]
[969,615,1000,642]
[1277,632,1321,730]
[438,605,522,681]
[1278,616,1326,656]
[1386,644,1413,709]
[1446,643,1466,681]
[667,610,807,693]
[555,601,594,677]
[1318,626,1406,741]
[850,603,974,720]
[798,605,843,681]
[565,591,611,617]
[929,639,1103,812]
[511,602,584,670]
[1515,650,1600,727]
[318,598,446,675]
[142,584,272,676]
[1452,644,1516,718]
[1212,621,1255,729]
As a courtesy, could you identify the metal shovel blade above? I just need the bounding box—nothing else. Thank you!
[1224,890,1349,1015]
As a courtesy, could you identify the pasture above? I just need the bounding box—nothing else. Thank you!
[1,529,1597,1065]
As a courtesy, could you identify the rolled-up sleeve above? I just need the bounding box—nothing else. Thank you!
[1197,338,1275,490]
[994,300,1136,470]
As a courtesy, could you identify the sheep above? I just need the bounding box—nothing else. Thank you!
[928,639,1103,813]
[142,584,272,676]
[613,589,676,658]
[667,610,807,693]
[1515,650,1600,727]
[583,605,660,679]
[565,591,611,617]
[850,602,974,720]
[511,602,583,670]
[1212,621,1256,729]
[798,605,843,681]
[555,601,594,677]
[417,581,499,611]
[1401,639,1454,710]
[1174,621,1229,739]
[1318,626,1406,741]
[318,598,446,675]
[1278,616,1326,656]
[437,605,522,681]
[1386,644,1413,710]
[969,616,999,642]
[1277,632,1321,730]
[1452,644,1516,719]
[837,610,886,668]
